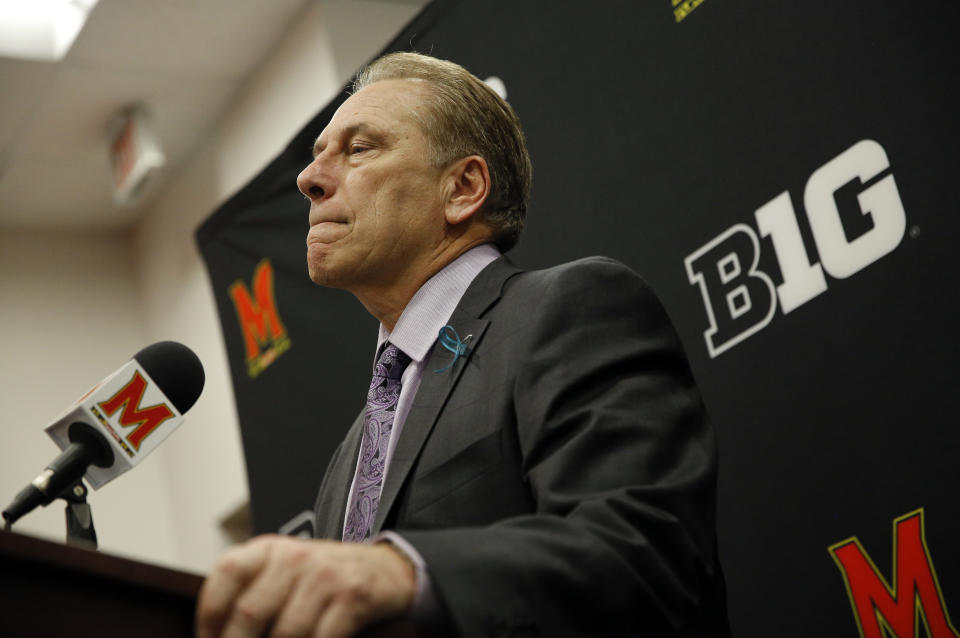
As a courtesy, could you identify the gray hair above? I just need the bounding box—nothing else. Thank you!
[354,52,532,251]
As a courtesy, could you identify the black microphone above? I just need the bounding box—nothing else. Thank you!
[2,341,204,528]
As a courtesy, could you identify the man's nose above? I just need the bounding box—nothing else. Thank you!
[297,159,329,201]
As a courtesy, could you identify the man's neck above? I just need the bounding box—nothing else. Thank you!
[353,236,492,332]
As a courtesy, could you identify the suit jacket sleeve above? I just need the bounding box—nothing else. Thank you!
[397,257,724,637]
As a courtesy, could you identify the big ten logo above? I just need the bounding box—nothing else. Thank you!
[228,258,291,378]
[98,371,174,450]
[684,139,907,358]
[829,509,958,638]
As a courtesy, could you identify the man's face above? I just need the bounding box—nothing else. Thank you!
[297,79,447,293]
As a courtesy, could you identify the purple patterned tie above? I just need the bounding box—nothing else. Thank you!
[343,342,412,542]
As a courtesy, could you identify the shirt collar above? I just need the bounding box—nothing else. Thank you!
[377,243,501,363]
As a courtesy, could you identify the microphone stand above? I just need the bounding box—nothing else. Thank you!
[59,479,98,550]
[1,479,98,550]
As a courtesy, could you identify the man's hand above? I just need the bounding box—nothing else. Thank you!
[195,535,417,638]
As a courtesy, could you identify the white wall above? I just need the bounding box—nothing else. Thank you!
[0,230,179,563]
[1,0,424,573]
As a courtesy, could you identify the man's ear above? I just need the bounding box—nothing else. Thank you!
[444,155,491,225]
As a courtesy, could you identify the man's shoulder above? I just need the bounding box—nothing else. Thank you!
[462,254,663,323]
[506,255,648,294]
[525,255,636,276]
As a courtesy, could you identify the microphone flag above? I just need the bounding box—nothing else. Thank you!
[44,359,184,489]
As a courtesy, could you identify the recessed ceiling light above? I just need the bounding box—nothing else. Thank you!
[0,0,99,62]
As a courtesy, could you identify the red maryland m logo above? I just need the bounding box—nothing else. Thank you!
[228,258,291,378]
[829,509,958,638]
[98,371,175,450]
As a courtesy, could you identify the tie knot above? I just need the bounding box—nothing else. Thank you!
[375,342,411,381]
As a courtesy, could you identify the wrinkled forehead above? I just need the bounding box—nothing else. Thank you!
[314,79,433,151]
[339,79,432,129]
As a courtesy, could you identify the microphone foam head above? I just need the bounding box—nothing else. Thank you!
[133,341,205,414]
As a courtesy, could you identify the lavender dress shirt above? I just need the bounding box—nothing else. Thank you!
[342,243,501,623]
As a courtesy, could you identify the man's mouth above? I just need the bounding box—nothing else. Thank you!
[309,214,348,226]
[307,221,350,245]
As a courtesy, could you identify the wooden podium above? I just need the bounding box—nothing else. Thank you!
[0,530,203,637]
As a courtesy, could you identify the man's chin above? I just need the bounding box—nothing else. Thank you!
[307,245,342,287]
[307,264,340,288]
[307,256,352,290]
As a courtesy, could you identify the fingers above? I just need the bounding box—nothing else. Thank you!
[315,599,364,638]
[195,537,418,638]
[221,547,299,638]
[197,537,272,638]
[269,567,332,638]
[314,543,417,638]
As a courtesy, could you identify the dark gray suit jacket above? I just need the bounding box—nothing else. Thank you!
[314,256,728,637]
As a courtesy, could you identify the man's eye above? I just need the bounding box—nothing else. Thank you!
[350,145,369,154]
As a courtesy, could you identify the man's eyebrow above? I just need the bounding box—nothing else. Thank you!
[312,123,386,158]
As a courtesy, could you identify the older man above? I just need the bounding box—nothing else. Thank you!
[197,53,728,638]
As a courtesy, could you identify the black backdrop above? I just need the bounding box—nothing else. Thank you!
[197,1,960,634]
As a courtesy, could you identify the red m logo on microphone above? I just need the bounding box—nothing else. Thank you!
[98,371,175,450]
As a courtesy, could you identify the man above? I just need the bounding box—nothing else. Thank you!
[197,52,728,638]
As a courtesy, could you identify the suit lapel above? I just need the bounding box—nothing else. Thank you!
[316,410,364,540]
[372,257,521,534]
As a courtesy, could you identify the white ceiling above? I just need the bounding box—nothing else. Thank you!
[0,0,423,232]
